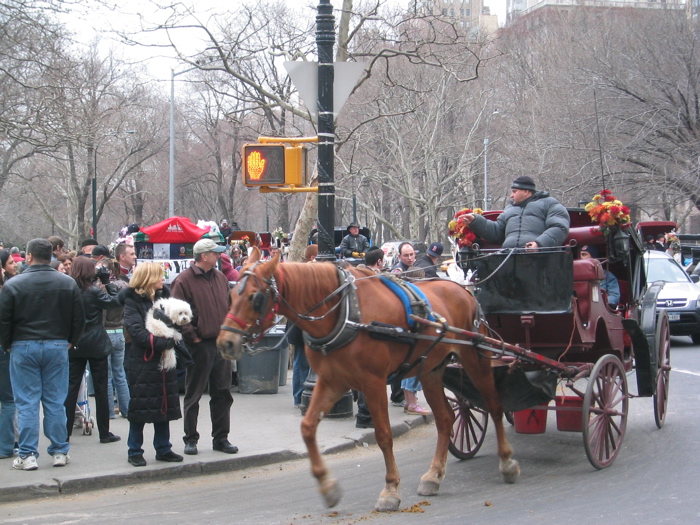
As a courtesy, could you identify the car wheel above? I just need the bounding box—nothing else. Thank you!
[691,333,700,345]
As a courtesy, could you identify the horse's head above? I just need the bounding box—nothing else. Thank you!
[217,246,281,361]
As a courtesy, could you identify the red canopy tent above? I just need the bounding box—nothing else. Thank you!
[139,216,208,243]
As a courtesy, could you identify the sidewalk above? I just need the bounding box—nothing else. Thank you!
[0,373,432,503]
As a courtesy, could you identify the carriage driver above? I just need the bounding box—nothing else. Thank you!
[340,222,370,259]
[462,176,570,250]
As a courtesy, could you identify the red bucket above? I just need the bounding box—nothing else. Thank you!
[513,407,547,434]
[555,396,583,432]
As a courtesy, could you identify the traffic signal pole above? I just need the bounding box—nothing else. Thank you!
[315,0,336,263]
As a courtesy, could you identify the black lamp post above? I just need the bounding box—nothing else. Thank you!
[315,0,336,263]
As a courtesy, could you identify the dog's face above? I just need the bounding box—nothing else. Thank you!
[173,309,192,326]
[157,298,193,327]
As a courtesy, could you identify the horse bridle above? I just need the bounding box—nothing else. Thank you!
[220,262,280,345]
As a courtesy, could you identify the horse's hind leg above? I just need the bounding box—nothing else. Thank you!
[461,352,520,484]
[362,379,401,512]
[301,377,346,508]
[416,371,453,496]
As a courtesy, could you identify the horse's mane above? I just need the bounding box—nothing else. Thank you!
[276,262,343,310]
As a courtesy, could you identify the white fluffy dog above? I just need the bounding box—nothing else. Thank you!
[145,298,193,371]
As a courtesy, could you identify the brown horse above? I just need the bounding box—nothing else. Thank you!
[216,248,519,511]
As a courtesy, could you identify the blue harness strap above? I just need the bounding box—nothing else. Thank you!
[379,275,435,328]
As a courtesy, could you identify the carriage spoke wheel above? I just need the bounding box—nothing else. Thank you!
[446,392,488,460]
[654,312,671,429]
[582,354,628,469]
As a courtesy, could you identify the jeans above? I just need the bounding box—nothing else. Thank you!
[64,356,111,440]
[183,339,233,444]
[0,349,17,456]
[9,340,70,458]
[292,344,310,406]
[128,420,172,457]
[106,332,129,418]
[401,376,422,393]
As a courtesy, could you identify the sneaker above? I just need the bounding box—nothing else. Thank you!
[355,419,374,429]
[13,455,38,471]
[184,441,198,455]
[392,400,406,408]
[53,453,70,467]
[405,404,431,416]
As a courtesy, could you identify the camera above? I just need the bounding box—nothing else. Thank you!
[96,265,111,285]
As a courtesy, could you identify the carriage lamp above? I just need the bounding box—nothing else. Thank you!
[613,229,630,257]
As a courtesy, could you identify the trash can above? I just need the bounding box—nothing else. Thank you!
[237,325,286,394]
[279,343,289,387]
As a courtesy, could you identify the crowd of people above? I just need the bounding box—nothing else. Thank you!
[0,233,244,470]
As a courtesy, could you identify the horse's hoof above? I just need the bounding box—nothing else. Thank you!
[501,459,520,484]
[321,478,342,508]
[375,495,401,512]
[417,479,441,496]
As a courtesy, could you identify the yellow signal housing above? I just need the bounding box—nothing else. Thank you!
[284,144,306,187]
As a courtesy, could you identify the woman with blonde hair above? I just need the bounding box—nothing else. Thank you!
[122,263,182,467]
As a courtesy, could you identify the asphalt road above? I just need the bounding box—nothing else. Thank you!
[3,336,699,525]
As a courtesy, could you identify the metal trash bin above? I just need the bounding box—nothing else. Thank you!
[279,342,289,387]
[237,325,286,394]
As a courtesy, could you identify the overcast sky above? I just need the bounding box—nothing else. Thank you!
[64,0,507,89]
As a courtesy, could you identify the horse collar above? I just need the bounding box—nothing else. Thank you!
[302,268,362,355]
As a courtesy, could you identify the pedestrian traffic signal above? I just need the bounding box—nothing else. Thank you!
[242,144,286,186]
[242,138,316,192]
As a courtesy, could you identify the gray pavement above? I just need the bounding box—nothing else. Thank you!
[0,372,432,502]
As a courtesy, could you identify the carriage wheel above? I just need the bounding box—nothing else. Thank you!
[582,354,628,469]
[446,392,488,460]
[654,311,671,429]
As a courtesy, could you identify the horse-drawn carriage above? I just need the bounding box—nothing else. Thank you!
[445,208,670,468]
[216,207,670,511]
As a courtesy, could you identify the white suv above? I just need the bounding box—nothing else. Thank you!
[644,251,700,343]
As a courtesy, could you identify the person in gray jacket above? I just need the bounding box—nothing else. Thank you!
[463,176,570,249]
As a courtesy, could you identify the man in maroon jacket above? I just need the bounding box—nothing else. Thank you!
[171,239,237,456]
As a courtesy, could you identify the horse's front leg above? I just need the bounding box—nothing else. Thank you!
[362,378,401,511]
[416,372,452,496]
[301,377,346,508]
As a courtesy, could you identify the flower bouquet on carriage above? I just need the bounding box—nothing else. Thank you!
[448,207,483,277]
[584,189,632,260]
[584,189,631,237]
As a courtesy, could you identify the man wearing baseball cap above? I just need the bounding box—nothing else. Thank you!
[171,239,237,456]
[412,242,443,278]
[461,176,569,250]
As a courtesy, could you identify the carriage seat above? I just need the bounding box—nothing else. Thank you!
[573,258,604,281]
[573,258,604,320]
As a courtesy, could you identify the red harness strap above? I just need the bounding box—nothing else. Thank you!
[226,312,248,329]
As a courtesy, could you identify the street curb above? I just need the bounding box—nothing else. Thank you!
[0,415,433,503]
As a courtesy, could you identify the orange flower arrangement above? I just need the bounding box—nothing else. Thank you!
[584,189,631,236]
[448,208,483,248]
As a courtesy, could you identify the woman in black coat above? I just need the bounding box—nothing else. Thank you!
[64,256,122,444]
[122,262,182,467]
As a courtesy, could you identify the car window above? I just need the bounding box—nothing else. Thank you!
[646,257,692,283]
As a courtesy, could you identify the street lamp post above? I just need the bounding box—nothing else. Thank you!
[484,137,490,210]
[170,66,198,218]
